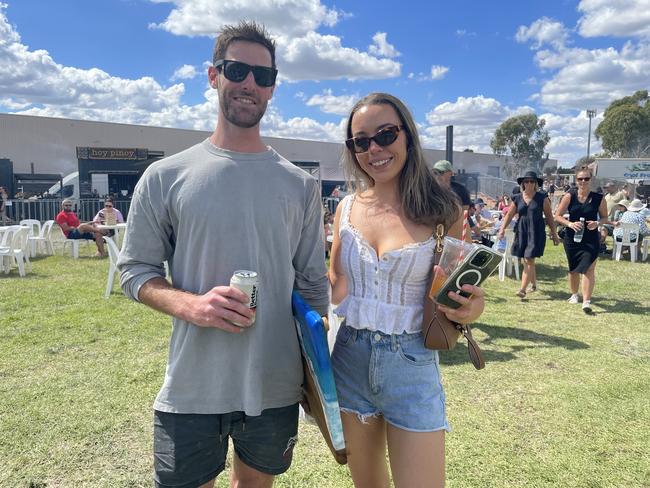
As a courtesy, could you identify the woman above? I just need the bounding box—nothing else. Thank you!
[93,197,124,237]
[553,166,608,313]
[497,170,559,298]
[497,193,511,214]
[328,93,486,488]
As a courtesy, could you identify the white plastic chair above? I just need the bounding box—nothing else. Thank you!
[58,226,94,258]
[641,238,649,262]
[26,219,53,256]
[0,226,31,276]
[613,222,639,262]
[103,236,120,298]
[20,219,41,258]
[498,229,520,281]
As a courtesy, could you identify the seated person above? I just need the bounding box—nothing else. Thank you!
[613,199,650,246]
[93,197,124,236]
[474,198,496,226]
[55,199,106,257]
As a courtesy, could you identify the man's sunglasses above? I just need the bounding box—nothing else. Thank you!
[577,177,591,182]
[522,179,537,184]
[214,60,277,87]
[345,125,403,154]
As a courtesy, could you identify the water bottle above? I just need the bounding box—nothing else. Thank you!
[573,217,585,243]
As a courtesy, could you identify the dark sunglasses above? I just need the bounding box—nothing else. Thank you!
[522,179,536,184]
[345,125,403,153]
[577,177,591,182]
[105,204,113,208]
[214,59,277,87]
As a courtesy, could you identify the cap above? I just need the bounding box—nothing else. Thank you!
[474,198,486,206]
[432,160,453,173]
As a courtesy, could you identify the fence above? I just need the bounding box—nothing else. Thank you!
[477,176,519,201]
[2,199,132,223]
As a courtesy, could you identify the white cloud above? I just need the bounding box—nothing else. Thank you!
[368,32,401,58]
[171,64,199,81]
[541,110,603,164]
[537,42,650,110]
[261,105,345,142]
[515,17,570,50]
[456,29,476,37]
[430,65,449,80]
[515,12,650,112]
[149,0,341,38]
[147,0,399,82]
[578,0,650,39]
[278,31,401,81]
[421,96,534,153]
[305,89,357,116]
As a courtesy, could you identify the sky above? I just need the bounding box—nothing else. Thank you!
[1,0,650,168]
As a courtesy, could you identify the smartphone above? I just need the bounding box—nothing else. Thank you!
[434,246,503,309]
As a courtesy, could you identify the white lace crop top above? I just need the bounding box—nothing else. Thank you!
[333,194,436,334]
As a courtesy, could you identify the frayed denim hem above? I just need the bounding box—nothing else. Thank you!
[340,407,380,424]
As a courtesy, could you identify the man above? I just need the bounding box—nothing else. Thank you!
[428,159,473,242]
[54,199,106,256]
[117,21,328,488]
[428,159,471,208]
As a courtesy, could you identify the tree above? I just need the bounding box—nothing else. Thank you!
[594,90,650,158]
[490,113,550,178]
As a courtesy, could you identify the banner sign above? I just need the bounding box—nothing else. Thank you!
[76,147,148,160]
[594,158,650,181]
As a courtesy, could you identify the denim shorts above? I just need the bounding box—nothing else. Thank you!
[331,325,449,433]
[153,403,299,488]
[68,228,95,240]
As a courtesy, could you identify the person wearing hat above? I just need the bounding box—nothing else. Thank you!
[54,199,107,256]
[554,166,609,313]
[613,198,649,245]
[497,170,559,298]
[428,159,473,242]
[428,159,471,208]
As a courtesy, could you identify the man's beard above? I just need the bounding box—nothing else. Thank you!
[219,90,267,129]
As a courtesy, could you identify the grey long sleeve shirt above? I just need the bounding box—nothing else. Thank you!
[118,139,329,415]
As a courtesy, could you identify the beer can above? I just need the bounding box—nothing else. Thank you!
[230,270,259,326]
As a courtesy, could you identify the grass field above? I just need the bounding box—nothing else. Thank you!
[1,240,649,487]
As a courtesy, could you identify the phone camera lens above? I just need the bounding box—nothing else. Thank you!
[471,252,490,267]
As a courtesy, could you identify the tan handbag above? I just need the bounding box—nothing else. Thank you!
[422,225,485,370]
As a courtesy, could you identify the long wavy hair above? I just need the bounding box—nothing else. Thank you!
[342,92,460,229]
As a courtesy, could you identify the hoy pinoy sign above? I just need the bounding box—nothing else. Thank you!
[595,158,650,181]
[76,147,149,160]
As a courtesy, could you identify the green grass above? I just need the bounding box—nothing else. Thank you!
[1,241,649,487]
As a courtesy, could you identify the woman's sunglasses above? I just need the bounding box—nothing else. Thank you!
[214,60,277,87]
[345,125,403,154]
[576,177,591,182]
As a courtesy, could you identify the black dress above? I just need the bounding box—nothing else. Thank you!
[511,191,547,258]
[563,190,603,273]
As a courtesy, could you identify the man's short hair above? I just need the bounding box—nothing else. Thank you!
[213,21,276,68]
[62,199,73,206]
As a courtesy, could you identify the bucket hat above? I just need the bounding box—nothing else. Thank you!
[627,199,646,212]
[516,170,544,186]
